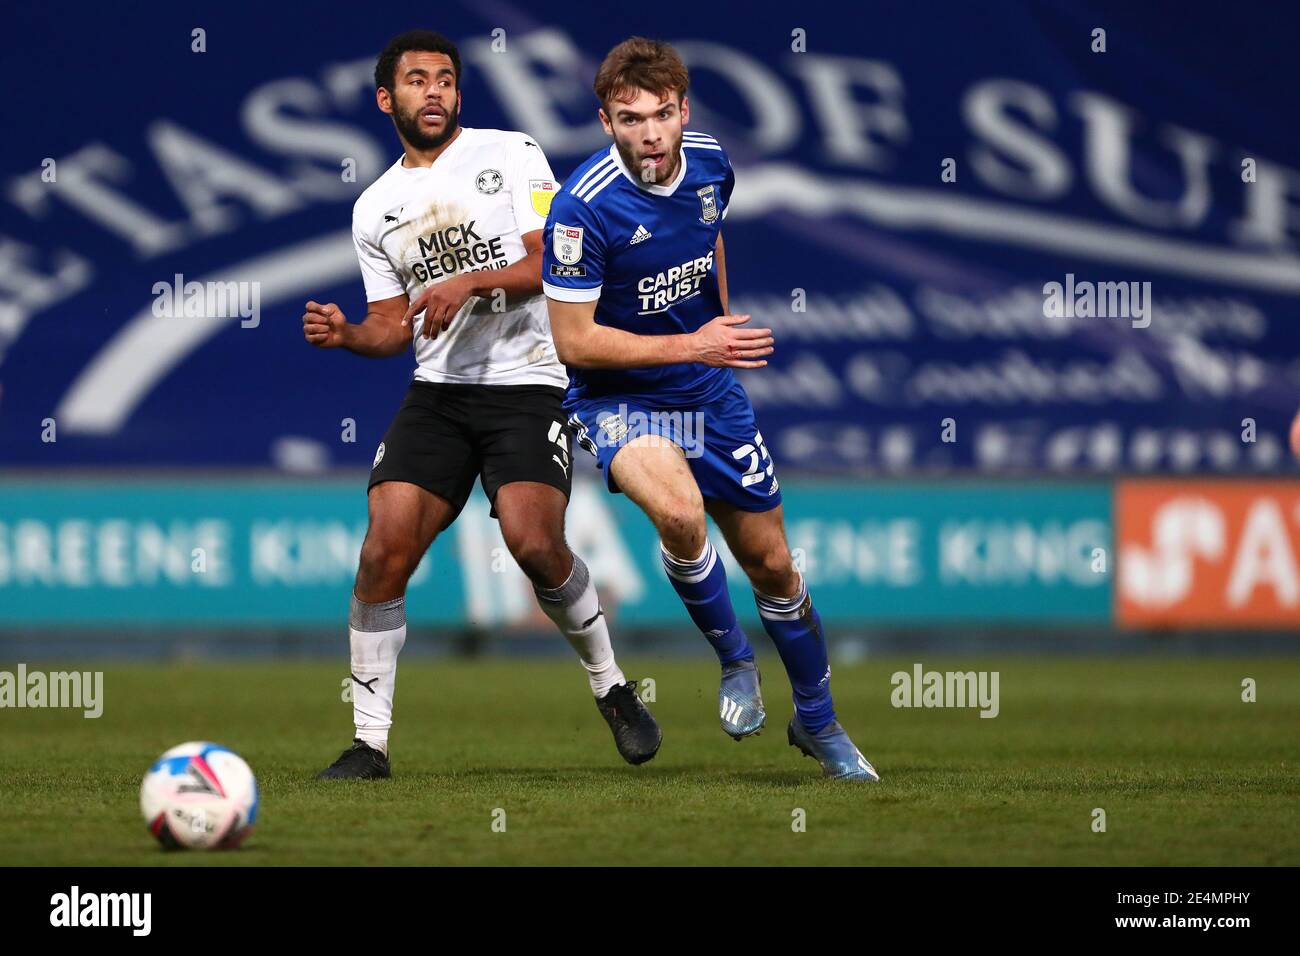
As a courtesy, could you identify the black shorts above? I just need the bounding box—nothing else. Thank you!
[368,382,573,518]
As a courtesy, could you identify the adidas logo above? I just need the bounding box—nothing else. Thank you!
[720,696,744,726]
[629,224,652,245]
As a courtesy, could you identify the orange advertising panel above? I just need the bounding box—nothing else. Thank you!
[1116,481,1300,627]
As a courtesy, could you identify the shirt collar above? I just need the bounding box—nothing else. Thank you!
[396,126,472,172]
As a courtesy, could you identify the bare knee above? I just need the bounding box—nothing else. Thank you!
[741,548,799,597]
[355,530,424,602]
[502,525,569,587]
[653,492,707,558]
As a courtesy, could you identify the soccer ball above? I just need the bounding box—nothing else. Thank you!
[140,742,259,849]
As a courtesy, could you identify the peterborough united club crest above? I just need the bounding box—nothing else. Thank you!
[475,169,503,194]
[697,184,718,223]
[553,224,584,264]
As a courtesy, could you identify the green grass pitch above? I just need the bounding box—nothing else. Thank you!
[2,655,1296,865]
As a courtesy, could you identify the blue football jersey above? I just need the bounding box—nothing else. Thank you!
[542,131,736,408]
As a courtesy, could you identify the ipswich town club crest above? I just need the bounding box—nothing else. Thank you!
[697,184,718,223]
[553,224,584,264]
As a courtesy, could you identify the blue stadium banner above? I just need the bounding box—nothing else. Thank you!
[1,2,1297,476]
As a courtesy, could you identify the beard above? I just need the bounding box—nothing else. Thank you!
[615,137,681,185]
[393,98,460,151]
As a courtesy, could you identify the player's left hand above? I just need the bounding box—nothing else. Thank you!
[403,275,477,341]
[1290,409,1300,458]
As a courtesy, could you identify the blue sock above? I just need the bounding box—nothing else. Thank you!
[661,540,754,665]
[755,576,835,733]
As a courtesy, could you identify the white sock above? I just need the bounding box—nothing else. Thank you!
[534,553,626,698]
[348,594,406,756]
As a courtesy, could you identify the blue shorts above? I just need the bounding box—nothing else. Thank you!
[566,379,782,512]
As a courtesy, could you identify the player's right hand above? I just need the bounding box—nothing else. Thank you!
[303,301,347,348]
[690,314,774,369]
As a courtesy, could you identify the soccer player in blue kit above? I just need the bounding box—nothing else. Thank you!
[542,38,879,781]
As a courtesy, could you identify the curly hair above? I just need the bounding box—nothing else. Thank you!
[374,30,461,92]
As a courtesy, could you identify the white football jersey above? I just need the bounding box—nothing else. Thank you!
[351,127,567,388]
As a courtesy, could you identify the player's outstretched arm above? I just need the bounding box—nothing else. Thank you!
[547,296,774,370]
[302,295,412,358]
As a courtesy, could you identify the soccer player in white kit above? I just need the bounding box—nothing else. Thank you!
[303,30,660,778]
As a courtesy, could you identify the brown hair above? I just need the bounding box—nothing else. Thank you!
[593,37,690,108]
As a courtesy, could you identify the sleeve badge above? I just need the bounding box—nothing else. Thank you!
[553,223,584,264]
[530,179,558,217]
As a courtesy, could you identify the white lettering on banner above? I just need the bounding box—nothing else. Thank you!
[9,43,1299,274]
[735,287,1266,346]
[782,349,1164,408]
[0,519,230,587]
[767,421,1284,472]
[249,521,430,587]
[1120,492,1300,616]
[939,520,1108,586]
[5,34,1294,463]
[786,519,921,586]
[1226,499,1300,607]
[905,349,1164,404]
[241,74,385,201]
[462,30,608,153]
[472,31,1300,270]
[734,285,1273,412]
[0,518,441,590]
[1122,496,1300,610]
[733,288,915,340]
[8,33,1300,442]
[740,353,846,408]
